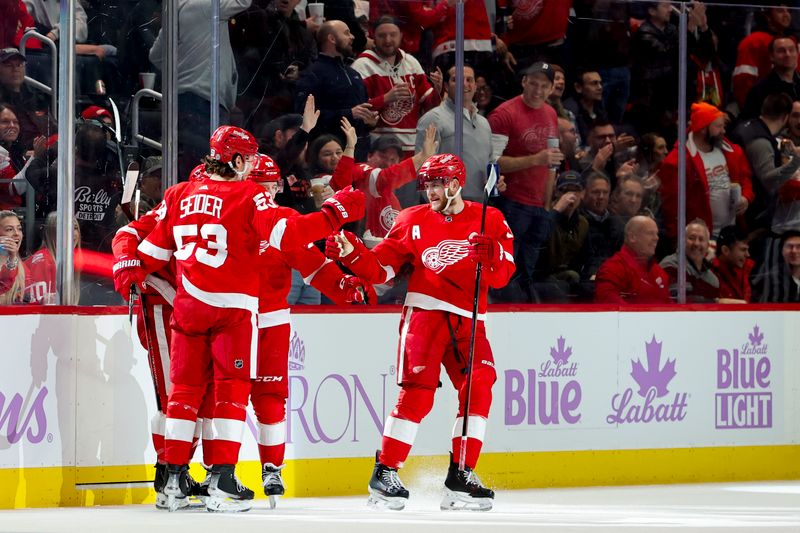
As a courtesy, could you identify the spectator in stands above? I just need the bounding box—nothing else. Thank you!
[660,102,753,247]
[118,0,161,96]
[733,93,800,233]
[230,0,316,128]
[557,117,580,173]
[594,215,670,304]
[785,100,800,146]
[0,47,52,147]
[295,20,377,162]
[415,65,492,204]
[660,219,720,303]
[489,61,562,302]
[0,209,25,304]
[150,0,250,181]
[711,225,753,303]
[475,72,503,118]
[265,97,320,213]
[762,230,800,302]
[578,120,636,186]
[630,0,713,139]
[1,1,35,49]
[0,102,43,210]
[23,0,88,44]
[609,175,645,223]
[368,0,452,70]
[72,123,121,253]
[580,171,624,281]
[24,211,81,305]
[547,65,574,123]
[321,0,368,55]
[136,156,162,215]
[733,5,793,110]
[573,0,632,125]
[534,170,589,302]
[563,70,607,146]
[637,133,668,177]
[352,16,441,157]
[503,0,571,69]
[741,36,800,120]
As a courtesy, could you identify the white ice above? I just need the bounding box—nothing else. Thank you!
[2,481,799,533]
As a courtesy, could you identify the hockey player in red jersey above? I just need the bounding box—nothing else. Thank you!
[125,126,365,512]
[330,118,437,243]
[112,168,216,509]
[245,154,375,507]
[326,154,514,511]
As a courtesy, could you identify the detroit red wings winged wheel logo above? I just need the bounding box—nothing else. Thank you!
[512,0,543,22]
[421,239,470,273]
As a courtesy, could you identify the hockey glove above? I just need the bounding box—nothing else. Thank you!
[320,186,366,229]
[113,256,147,301]
[325,230,367,266]
[468,232,502,268]
[339,275,377,304]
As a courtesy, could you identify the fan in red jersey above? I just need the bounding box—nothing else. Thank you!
[326,153,514,511]
[244,154,375,507]
[118,126,365,513]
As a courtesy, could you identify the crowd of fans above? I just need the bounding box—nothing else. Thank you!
[1,0,800,305]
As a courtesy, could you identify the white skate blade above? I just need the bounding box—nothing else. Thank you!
[268,494,278,509]
[367,487,406,511]
[440,488,493,511]
[205,495,253,513]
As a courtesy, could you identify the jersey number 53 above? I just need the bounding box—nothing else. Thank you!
[173,223,228,268]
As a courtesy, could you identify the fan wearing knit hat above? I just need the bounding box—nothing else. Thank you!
[656,102,755,247]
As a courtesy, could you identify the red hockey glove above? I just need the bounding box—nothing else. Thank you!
[112,256,147,301]
[320,186,365,229]
[468,232,502,268]
[339,275,377,304]
[325,230,367,266]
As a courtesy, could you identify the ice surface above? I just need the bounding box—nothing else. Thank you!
[1,481,798,533]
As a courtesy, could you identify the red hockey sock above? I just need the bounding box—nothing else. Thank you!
[379,385,435,469]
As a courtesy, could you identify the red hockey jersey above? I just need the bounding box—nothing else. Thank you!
[431,0,493,59]
[113,207,178,304]
[330,155,417,240]
[137,178,335,312]
[348,201,514,318]
[351,49,440,153]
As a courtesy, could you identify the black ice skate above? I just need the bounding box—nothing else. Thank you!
[205,464,254,513]
[367,452,409,511]
[440,454,494,511]
[162,464,191,512]
[262,463,286,509]
[190,465,211,505]
[153,463,168,509]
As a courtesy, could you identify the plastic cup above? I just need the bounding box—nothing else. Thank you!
[139,72,156,90]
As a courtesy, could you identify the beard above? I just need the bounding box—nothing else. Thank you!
[335,40,353,58]
[704,130,724,148]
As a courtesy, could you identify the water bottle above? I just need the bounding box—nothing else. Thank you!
[546,137,560,171]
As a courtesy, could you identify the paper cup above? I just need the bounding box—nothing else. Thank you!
[307,3,324,24]
[139,72,156,90]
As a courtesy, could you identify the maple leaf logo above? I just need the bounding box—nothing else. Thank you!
[630,335,676,398]
[748,325,764,347]
[550,336,572,364]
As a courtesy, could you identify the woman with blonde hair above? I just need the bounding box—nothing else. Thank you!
[24,212,82,305]
[0,210,25,304]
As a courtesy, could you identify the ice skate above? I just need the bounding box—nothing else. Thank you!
[367,452,409,511]
[162,464,191,512]
[153,463,168,510]
[205,464,254,513]
[186,466,208,506]
[262,463,286,509]
[440,454,494,511]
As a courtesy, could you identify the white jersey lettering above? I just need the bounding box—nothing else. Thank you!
[180,194,223,219]
[412,225,421,240]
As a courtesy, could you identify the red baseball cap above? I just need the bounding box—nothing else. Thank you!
[81,105,112,121]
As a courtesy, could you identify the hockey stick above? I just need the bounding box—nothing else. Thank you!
[458,164,498,471]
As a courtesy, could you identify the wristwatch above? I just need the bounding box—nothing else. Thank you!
[5,257,19,270]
